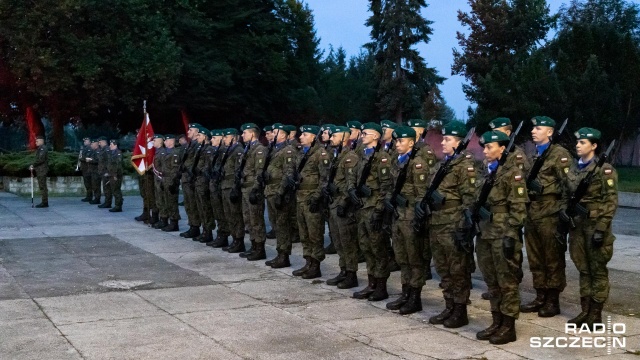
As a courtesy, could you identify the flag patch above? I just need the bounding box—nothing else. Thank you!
[561,157,568,163]
[604,169,612,175]
[381,158,388,163]
[415,163,423,169]
[514,175,522,181]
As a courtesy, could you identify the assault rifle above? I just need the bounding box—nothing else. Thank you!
[461,122,522,253]
[352,137,383,208]
[412,127,476,232]
[189,140,206,182]
[169,140,193,194]
[383,142,420,220]
[230,137,253,203]
[286,128,321,193]
[322,132,346,206]
[255,130,279,190]
[526,118,568,194]
[211,139,234,182]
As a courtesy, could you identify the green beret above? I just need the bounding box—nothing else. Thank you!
[346,120,362,130]
[90,138,98,143]
[263,125,273,132]
[272,123,288,134]
[97,136,108,142]
[407,119,427,128]
[300,125,320,134]
[241,123,260,132]
[488,117,511,129]
[164,134,175,140]
[284,124,297,133]
[574,127,601,141]
[321,124,335,132]
[198,126,210,135]
[36,135,45,140]
[188,123,202,130]
[223,128,238,136]
[210,129,223,137]
[392,126,416,140]
[109,139,119,145]
[177,134,186,139]
[331,125,350,135]
[153,134,165,140]
[531,116,555,127]
[479,130,510,145]
[442,121,468,137]
[361,122,382,135]
[82,137,90,141]
[380,120,398,130]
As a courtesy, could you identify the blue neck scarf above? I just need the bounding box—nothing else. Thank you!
[398,152,411,165]
[578,158,592,170]
[364,147,375,156]
[536,142,550,156]
[487,160,499,173]
[302,146,310,154]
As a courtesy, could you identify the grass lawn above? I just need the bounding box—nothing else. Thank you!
[617,167,640,193]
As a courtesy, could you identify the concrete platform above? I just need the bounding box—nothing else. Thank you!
[1,193,639,359]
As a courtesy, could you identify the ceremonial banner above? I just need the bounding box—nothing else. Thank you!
[131,108,155,175]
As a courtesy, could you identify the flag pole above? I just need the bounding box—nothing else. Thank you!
[30,168,34,208]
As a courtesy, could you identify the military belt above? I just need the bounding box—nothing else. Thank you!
[529,193,560,202]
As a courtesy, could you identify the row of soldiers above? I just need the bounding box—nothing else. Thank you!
[78,137,124,212]
[124,116,617,345]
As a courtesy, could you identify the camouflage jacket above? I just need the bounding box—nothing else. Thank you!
[161,146,182,186]
[477,159,528,240]
[243,141,267,189]
[349,146,393,212]
[107,149,123,177]
[332,148,360,210]
[390,151,430,221]
[180,140,198,183]
[153,147,166,181]
[430,151,477,227]
[295,144,330,202]
[415,141,437,169]
[220,143,245,190]
[33,144,48,176]
[527,143,572,220]
[97,147,109,175]
[565,158,618,233]
[264,142,296,197]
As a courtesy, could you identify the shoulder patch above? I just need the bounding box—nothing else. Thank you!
[321,152,326,156]
[466,154,472,159]
[516,155,523,160]
[514,175,522,181]
[287,150,292,154]
[467,167,474,172]
[607,179,614,187]
[561,157,568,163]
[346,158,352,163]
[258,151,263,155]
[381,158,388,163]
[415,163,423,169]
[564,167,569,174]
[427,150,433,154]
[604,169,612,175]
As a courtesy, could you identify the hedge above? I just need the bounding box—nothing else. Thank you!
[0,150,136,177]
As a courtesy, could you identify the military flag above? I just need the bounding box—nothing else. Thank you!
[131,102,155,175]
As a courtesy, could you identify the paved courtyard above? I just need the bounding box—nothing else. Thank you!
[1,193,639,359]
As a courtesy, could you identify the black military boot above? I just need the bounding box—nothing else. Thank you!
[429,298,454,324]
[222,237,239,252]
[324,241,336,255]
[180,226,200,238]
[292,256,311,277]
[89,198,101,204]
[387,284,410,310]
[98,202,112,208]
[368,277,389,301]
[481,292,492,300]
[399,287,423,315]
[227,238,246,253]
[266,229,276,239]
[352,275,376,299]
[585,299,604,331]
[567,297,590,327]
[538,288,561,317]
[489,315,517,345]
[199,228,213,243]
[134,208,149,221]
[477,312,503,340]
[207,234,229,248]
[154,217,168,229]
[444,303,469,328]
[148,211,159,227]
[81,195,92,202]
[240,240,255,258]
[35,202,49,208]
[109,206,122,213]
[247,242,266,261]
[269,252,291,269]
[520,288,546,313]
[326,267,347,286]
[425,266,433,280]
[162,219,179,232]
[302,258,321,279]
[337,271,358,289]
[265,251,280,267]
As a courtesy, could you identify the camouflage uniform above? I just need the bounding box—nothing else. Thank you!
[107,147,123,208]
[80,143,92,199]
[162,146,182,222]
[415,141,437,276]
[476,159,528,319]
[566,161,617,304]
[243,141,267,244]
[220,142,246,241]
[264,141,297,255]
[209,145,230,240]
[525,144,572,293]
[88,145,101,202]
[295,144,330,263]
[181,140,201,229]
[429,152,476,306]
[195,142,215,238]
[153,146,167,220]
[33,142,49,204]
[98,145,112,205]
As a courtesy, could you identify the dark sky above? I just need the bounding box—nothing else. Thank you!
[305,0,567,121]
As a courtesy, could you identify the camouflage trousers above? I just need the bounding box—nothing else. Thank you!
[181,179,200,227]
[297,199,325,262]
[242,186,266,243]
[163,182,181,221]
[267,195,295,255]
[430,224,471,304]
[393,219,425,288]
[266,194,277,234]
[82,170,92,199]
[154,178,166,218]
[525,216,566,291]
[36,175,48,203]
[477,236,522,318]
[329,206,358,271]
[102,175,113,204]
[357,207,389,279]
[209,182,228,237]
[195,177,215,231]
[90,169,101,201]
[142,172,156,212]
[569,217,615,303]
[110,176,123,207]
[222,188,244,239]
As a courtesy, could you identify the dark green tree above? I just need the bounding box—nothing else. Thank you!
[365,0,444,123]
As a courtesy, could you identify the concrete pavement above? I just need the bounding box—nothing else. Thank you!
[1,193,639,359]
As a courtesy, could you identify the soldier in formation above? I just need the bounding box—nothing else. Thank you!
[30,135,49,208]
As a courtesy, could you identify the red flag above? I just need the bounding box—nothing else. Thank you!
[26,106,38,149]
[131,111,155,175]
[181,109,190,136]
